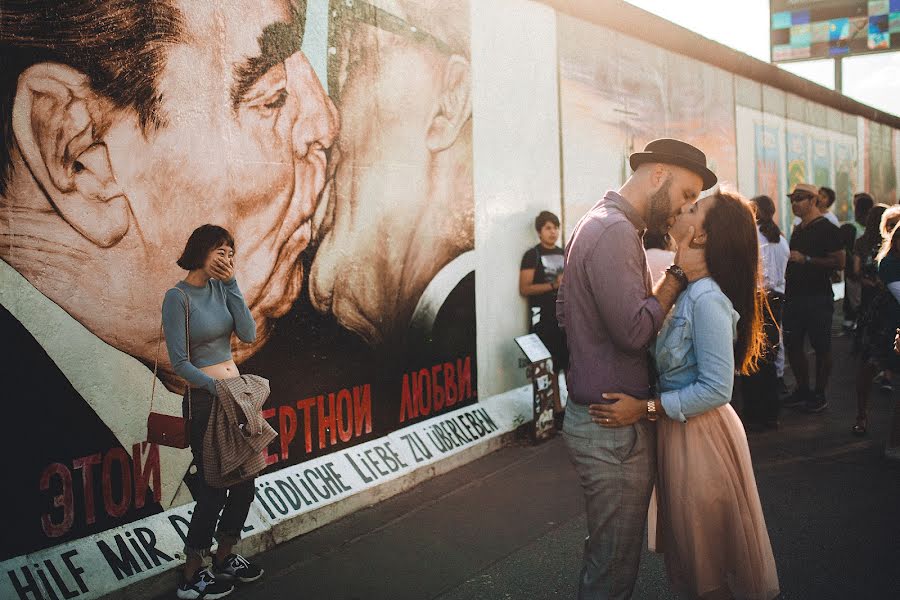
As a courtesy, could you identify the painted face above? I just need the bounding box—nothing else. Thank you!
[539,221,559,247]
[669,194,715,243]
[309,0,471,345]
[647,166,704,235]
[103,0,338,355]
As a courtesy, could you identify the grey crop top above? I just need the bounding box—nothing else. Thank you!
[162,278,256,396]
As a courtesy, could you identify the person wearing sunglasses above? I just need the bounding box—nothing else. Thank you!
[782,183,846,414]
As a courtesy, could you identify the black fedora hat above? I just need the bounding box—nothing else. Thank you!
[629,138,718,190]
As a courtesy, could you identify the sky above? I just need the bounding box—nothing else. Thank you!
[624,0,900,117]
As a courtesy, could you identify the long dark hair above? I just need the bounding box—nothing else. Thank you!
[749,195,781,243]
[703,191,767,375]
[857,204,889,257]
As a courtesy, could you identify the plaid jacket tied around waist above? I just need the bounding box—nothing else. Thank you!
[204,374,277,488]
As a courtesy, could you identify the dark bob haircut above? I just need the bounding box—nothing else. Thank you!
[535,210,560,232]
[177,225,235,271]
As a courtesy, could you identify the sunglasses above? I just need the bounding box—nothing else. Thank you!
[789,194,814,203]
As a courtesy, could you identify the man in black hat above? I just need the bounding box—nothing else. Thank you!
[557,138,716,599]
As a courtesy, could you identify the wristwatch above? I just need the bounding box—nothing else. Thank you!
[646,399,658,422]
[665,264,689,289]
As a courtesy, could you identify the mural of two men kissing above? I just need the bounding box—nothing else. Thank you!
[0,0,475,560]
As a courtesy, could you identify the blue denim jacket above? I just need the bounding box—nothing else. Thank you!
[655,278,739,423]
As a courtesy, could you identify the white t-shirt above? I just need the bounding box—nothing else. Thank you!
[757,228,790,293]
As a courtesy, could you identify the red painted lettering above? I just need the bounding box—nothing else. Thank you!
[431,364,445,411]
[297,397,316,453]
[444,362,458,406]
[353,384,373,437]
[336,388,354,442]
[318,393,337,450]
[40,463,73,537]
[133,442,161,509]
[457,356,473,401]
[399,373,418,423]
[262,408,278,465]
[279,406,297,461]
[417,369,431,415]
[72,453,101,525]
[102,448,131,518]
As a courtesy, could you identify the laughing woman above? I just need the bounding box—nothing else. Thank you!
[593,191,780,600]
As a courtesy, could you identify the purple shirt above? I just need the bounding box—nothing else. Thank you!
[557,191,666,404]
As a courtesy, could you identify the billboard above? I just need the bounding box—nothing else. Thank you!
[770,0,900,62]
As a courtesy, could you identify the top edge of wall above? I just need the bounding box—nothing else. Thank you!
[537,0,900,129]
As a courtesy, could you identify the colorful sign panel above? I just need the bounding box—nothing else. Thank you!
[771,0,900,62]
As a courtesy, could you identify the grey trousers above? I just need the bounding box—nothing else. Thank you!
[563,400,657,600]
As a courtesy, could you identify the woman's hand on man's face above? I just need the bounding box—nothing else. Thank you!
[673,225,708,282]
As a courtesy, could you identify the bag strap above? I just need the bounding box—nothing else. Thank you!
[151,287,192,419]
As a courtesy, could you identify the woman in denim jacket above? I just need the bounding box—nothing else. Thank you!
[594,191,780,600]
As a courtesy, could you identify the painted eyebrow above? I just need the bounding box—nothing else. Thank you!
[230,3,306,109]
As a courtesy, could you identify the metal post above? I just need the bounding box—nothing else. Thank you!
[834,56,843,94]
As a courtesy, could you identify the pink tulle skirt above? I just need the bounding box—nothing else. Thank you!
[648,404,780,600]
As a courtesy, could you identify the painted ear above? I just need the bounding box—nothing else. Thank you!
[12,63,129,248]
[426,55,472,152]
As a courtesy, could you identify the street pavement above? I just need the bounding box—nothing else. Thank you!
[176,322,900,600]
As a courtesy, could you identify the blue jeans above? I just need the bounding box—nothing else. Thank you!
[563,401,656,600]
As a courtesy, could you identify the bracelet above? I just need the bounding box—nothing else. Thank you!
[666,264,689,289]
[646,399,658,422]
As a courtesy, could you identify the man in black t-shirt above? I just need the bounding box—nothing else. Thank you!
[783,183,846,413]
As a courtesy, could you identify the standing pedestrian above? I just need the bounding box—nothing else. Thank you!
[782,183,845,413]
[743,195,789,431]
[853,221,900,437]
[844,194,875,330]
[163,225,265,599]
[557,138,713,599]
[520,211,568,424]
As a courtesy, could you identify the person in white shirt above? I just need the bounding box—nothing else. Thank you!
[744,195,790,431]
